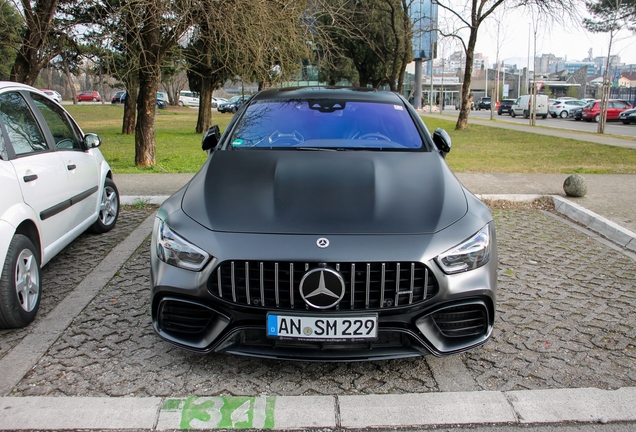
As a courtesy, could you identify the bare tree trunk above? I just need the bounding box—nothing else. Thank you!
[598,31,614,134]
[63,59,76,105]
[135,73,158,166]
[196,79,213,134]
[456,31,477,130]
[134,7,161,167]
[122,81,138,135]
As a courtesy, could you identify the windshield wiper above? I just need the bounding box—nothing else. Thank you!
[295,147,338,151]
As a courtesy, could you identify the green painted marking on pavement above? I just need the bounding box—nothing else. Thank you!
[176,395,276,429]
[163,398,183,411]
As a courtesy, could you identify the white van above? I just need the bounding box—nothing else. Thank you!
[511,94,549,119]
[178,91,200,107]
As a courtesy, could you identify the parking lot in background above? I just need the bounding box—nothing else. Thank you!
[445,107,636,137]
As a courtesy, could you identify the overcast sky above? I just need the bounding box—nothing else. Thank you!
[438,3,636,70]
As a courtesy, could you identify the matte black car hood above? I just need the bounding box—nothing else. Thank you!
[182,150,467,235]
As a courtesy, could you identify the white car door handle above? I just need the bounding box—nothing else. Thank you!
[23,174,38,182]
[67,164,76,170]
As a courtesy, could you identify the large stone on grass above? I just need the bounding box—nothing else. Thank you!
[563,174,587,197]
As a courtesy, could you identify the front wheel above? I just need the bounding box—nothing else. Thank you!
[510,111,516,118]
[622,121,631,125]
[523,110,529,119]
[89,177,120,234]
[560,111,569,119]
[594,114,600,123]
[0,235,41,329]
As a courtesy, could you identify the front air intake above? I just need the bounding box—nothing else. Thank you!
[431,304,488,338]
[158,298,215,335]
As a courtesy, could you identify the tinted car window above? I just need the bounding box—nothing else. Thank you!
[0,92,48,156]
[229,100,423,149]
[0,124,7,160]
[31,93,82,150]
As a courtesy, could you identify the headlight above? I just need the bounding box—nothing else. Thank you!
[156,218,210,271]
[436,223,493,274]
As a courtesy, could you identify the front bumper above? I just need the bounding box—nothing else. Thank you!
[150,228,497,361]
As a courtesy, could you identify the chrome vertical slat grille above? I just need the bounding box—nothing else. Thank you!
[210,261,438,310]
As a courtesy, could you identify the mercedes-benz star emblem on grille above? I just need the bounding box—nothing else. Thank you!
[299,268,345,309]
[316,238,329,248]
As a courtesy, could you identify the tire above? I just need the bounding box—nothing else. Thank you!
[594,114,600,123]
[231,106,237,113]
[179,101,185,107]
[0,235,41,329]
[623,121,631,125]
[550,114,557,118]
[523,110,529,119]
[542,115,547,119]
[89,177,120,234]
[510,111,516,118]
[560,111,568,119]
[497,110,502,115]
[92,97,97,102]
[574,118,581,121]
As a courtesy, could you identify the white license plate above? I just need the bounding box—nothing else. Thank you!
[267,314,378,340]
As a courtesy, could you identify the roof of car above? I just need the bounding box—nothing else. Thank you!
[0,81,35,91]
[250,86,403,104]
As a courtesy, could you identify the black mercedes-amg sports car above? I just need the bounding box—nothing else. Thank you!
[150,87,497,361]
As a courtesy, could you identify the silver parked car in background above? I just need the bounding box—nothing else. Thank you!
[549,99,586,118]
[150,87,497,361]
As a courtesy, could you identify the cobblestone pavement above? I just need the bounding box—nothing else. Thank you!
[0,208,155,362]
[6,209,636,397]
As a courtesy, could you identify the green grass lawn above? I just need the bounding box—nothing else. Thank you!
[66,105,636,174]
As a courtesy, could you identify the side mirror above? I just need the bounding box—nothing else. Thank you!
[202,125,221,151]
[83,133,102,149]
[433,128,451,158]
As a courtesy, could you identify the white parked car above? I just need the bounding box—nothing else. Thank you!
[178,91,200,107]
[211,97,228,108]
[40,89,62,104]
[0,82,119,329]
[549,99,586,118]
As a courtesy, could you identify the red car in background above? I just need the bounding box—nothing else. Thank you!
[76,90,101,102]
[582,99,632,122]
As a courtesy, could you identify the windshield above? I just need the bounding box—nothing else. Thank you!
[228,96,244,103]
[228,99,424,150]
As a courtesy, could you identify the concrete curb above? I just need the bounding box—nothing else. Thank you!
[552,195,636,253]
[1,387,635,430]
